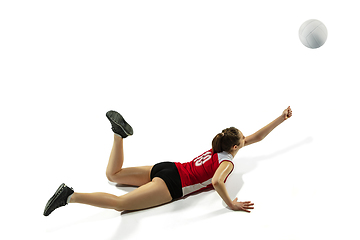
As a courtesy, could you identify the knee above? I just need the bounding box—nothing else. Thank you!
[106,170,127,184]
[114,196,125,212]
[106,171,115,182]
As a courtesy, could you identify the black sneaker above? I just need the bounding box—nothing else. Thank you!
[43,183,74,216]
[106,110,133,138]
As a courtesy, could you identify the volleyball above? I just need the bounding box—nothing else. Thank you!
[299,19,328,49]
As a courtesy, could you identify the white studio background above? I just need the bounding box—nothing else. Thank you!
[1,1,359,240]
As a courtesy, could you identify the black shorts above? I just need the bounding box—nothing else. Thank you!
[150,162,183,200]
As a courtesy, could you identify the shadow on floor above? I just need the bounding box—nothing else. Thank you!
[226,136,313,197]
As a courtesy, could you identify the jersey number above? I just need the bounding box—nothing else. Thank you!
[194,151,212,167]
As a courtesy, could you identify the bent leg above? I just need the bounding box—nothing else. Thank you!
[70,178,172,211]
[116,177,172,211]
[108,166,153,187]
[106,134,152,186]
[106,134,125,177]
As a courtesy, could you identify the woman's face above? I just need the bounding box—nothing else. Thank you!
[238,130,245,148]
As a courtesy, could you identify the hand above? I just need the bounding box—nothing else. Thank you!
[282,106,292,120]
[230,198,254,212]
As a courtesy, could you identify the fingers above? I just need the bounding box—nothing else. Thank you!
[284,106,292,119]
[242,205,253,212]
[240,202,255,213]
[243,203,254,208]
[232,200,255,212]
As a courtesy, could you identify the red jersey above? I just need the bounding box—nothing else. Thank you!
[174,149,234,197]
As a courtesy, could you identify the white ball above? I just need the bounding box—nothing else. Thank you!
[299,19,327,49]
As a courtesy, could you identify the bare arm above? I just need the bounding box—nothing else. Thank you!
[212,161,254,212]
[212,161,234,208]
[244,106,292,147]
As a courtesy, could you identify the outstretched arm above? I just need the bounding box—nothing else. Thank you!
[244,106,292,147]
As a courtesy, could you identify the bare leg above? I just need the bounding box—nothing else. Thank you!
[70,178,172,211]
[70,192,121,210]
[106,134,125,178]
[106,134,152,186]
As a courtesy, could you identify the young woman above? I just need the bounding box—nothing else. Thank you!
[44,106,292,216]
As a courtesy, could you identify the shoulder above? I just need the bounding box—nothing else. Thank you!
[212,161,234,183]
[216,151,234,163]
